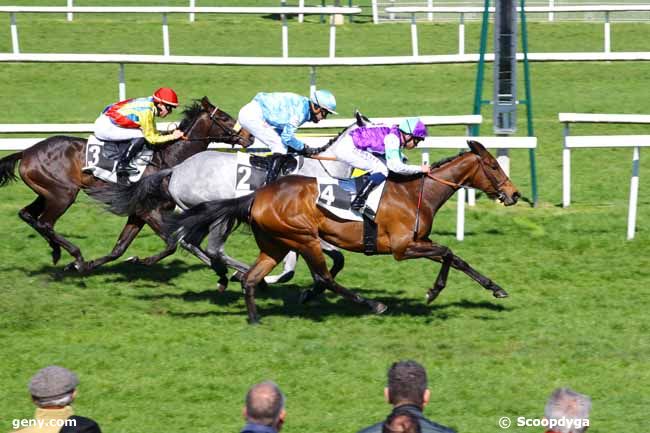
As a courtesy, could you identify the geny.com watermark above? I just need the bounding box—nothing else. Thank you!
[12,418,77,430]
[498,416,589,430]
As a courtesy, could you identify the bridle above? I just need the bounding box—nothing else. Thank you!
[182,106,247,145]
[428,152,507,194]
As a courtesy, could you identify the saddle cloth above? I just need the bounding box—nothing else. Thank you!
[234,152,303,197]
[315,177,385,222]
[82,135,154,184]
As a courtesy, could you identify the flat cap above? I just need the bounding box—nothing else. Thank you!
[28,366,79,398]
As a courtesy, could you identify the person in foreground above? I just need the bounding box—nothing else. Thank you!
[237,89,337,184]
[357,360,455,433]
[543,388,591,433]
[240,381,286,433]
[93,87,184,180]
[12,365,101,433]
[329,117,430,211]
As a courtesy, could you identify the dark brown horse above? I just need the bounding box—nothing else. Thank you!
[169,140,520,324]
[0,97,253,273]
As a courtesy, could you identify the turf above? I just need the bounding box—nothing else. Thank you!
[1,5,649,433]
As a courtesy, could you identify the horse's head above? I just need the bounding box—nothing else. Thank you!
[185,96,254,148]
[466,140,520,206]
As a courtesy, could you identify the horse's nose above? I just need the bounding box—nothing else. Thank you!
[512,191,521,203]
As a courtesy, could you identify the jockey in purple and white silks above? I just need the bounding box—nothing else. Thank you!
[330,117,430,211]
[238,90,338,184]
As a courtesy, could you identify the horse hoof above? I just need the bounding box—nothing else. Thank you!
[426,289,442,304]
[230,271,243,282]
[299,290,315,304]
[372,302,388,315]
[51,249,61,265]
[493,288,509,298]
[247,317,261,325]
[63,262,77,272]
[125,256,140,264]
[274,271,294,284]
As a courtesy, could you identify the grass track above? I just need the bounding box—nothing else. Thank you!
[1,5,650,433]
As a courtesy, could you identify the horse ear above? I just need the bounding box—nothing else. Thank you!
[201,96,213,110]
[467,140,486,155]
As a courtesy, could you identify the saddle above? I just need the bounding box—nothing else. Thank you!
[248,154,298,177]
[82,135,154,184]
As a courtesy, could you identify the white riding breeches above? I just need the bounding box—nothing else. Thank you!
[330,135,388,176]
[93,114,144,142]
[238,101,286,154]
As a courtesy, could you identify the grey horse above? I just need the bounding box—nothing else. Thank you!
[94,127,357,291]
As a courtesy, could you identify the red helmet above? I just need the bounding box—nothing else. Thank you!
[153,87,179,107]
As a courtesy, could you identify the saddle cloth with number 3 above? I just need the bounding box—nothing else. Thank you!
[316,177,385,221]
[82,135,154,184]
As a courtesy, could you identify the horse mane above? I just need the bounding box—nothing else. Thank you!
[178,101,203,130]
[387,151,467,182]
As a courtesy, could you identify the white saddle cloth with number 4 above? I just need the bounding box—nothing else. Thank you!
[315,177,385,221]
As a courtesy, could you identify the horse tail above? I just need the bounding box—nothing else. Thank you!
[91,169,173,216]
[166,194,255,248]
[0,152,23,187]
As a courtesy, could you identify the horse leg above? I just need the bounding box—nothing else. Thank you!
[297,239,385,314]
[241,252,283,324]
[81,215,145,271]
[398,241,507,303]
[34,192,87,271]
[322,240,344,278]
[263,251,297,284]
[18,196,62,263]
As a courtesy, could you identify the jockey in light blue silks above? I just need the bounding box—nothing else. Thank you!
[329,117,431,211]
[238,90,338,184]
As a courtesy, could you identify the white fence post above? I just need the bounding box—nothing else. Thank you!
[189,0,195,22]
[427,0,433,21]
[10,13,19,54]
[67,0,74,22]
[562,122,571,207]
[329,15,336,58]
[299,0,305,23]
[459,13,465,55]
[162,13,170,56]
[118,63,126,101]
[604,12,611,53]
[548,0,554,22]
[309,66,317,98]
[456,188,466,241]
[627,146,640,240]
[410,13,419,56]
[372,0,379,24]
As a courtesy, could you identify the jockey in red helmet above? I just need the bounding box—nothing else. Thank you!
[93,87,184,181]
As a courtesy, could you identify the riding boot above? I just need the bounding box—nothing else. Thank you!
[116,137,147,178]
[265,154,290,185]
[351,176,380,211]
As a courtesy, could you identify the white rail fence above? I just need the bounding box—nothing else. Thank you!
[1,6,361,59]
[384,5,650,55]
[560,113,648,240]
[0,114,536,241]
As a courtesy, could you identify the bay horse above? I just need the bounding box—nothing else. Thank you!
[0,97,253,273]
[168,140,520,324]
[91,124,359,291]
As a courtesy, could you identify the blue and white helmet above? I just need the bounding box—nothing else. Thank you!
[311,89,338,115]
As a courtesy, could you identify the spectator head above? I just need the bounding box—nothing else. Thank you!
[382,410,422,433]
[544,388,591,433]
[384,360,430,409]
[28,366,79,408]
[244,381,286,430]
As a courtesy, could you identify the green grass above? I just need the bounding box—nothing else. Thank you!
[1,7,650,433]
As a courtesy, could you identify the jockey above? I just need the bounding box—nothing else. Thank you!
[93,87,184,179]
[330,117,430,211]
[238,89,337,184]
